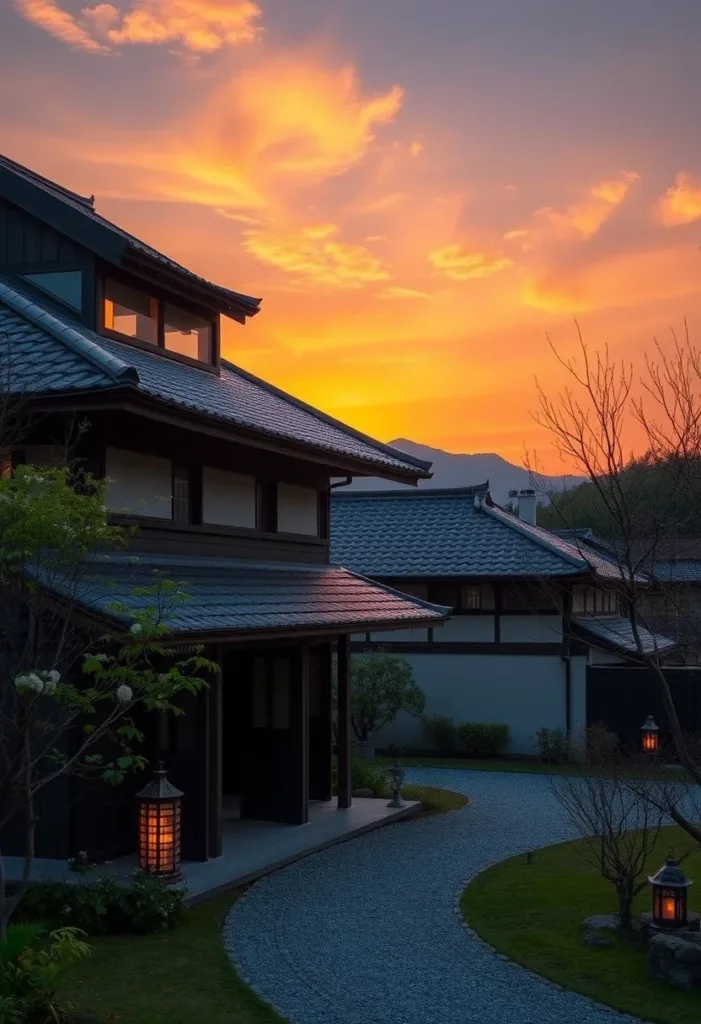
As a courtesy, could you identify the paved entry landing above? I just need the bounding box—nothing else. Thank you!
[3,798,418,903]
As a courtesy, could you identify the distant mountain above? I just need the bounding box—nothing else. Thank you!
[352,439,585,505]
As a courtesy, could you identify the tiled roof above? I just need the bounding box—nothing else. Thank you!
[331,487,597,578]
[0,153,260,319]
[573,616,676,655]
[652,561,701,584]
[0,279,430,479]
[37,554,450,637]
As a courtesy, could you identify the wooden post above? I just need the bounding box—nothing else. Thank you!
[207,658,223,859]
[337,633,352,809]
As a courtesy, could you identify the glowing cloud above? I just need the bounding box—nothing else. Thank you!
[14,0,262,53]
[228,58,403,178]
[244,223,391,288]
[533,171,639,240]
[658,171,701,226]
[12,0,107,51]
[380,286,431,299]
[429,243,513,281]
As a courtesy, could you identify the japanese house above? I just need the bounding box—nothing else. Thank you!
[331,484,676,754]
[0,153,449,863]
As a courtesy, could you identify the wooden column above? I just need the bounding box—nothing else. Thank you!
[309,643,334,801]
[336,633,352,809]
[207,659,223,859]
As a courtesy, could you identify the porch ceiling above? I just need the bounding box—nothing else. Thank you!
[37,553,450,641]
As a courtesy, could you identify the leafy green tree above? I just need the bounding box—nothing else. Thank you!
[0,465,215,938]
[350,650,425,742]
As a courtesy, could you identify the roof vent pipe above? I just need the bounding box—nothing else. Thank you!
[508,488,537,526]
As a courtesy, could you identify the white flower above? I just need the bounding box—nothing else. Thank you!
[94,653,110,664]
[15,672,45,694]
[116,684,133,703]
[43,679,57,696]
[129,623,142,636]
[47,670,60,684]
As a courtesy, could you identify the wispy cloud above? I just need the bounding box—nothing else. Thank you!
[14,0,262,53]
[244,223,391,288]
[531,171,640,241]
[658,171,701,226]
[429,243,512,281]
[380,286,431,299]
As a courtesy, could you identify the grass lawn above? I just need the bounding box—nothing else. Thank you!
[66,783,465,1023]
[462,826,701,1024]
[376,755,583,774]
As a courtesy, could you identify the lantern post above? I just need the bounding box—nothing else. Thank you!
[136,763,183,880]
[641,715,660,754]
[648,856,693,929]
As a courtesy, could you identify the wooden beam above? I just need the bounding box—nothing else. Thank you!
[207,657,223,859]
[336,634,352,810]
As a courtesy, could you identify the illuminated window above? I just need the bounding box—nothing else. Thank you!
[104,279,157,345]
[163,303,212,363]
[461,585,482,610]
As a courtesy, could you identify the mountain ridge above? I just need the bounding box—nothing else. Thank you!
[352,438,584,505]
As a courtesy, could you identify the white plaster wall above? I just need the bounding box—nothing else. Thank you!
[500,614,563,643]
[370,628,429,642]
[368,652,568,755]
[105,447,172,519]
[589,646,625,665]
[277,483,318,535]
[433,617,495,642]
[202,467,256,528]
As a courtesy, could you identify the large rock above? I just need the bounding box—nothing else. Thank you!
[584,914,620,932]
[648,932,701,989]
[584,931,613,949]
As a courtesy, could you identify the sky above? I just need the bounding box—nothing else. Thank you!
[2,0,701,472]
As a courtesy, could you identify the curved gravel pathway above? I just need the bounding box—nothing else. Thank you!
[224,768,645,1024]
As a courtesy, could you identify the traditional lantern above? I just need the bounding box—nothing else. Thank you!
[386,762,406,809]
[641,715,659,753]
[648,856,692,929]
[136,763,183,879]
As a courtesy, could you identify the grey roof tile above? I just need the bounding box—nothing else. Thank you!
[574,616,676,655]
[0,278,429,477]
[331,488,589,578]
[652,561,701,583]
[37,555,449,636]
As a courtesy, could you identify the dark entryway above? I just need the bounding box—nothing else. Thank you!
[221,642,333,827]
[587,665,701,751]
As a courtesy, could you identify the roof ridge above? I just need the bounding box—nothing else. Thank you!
[332,484,490,500]
[220,357,432,475]
[479,500,587,570]
[0,153,94,209]
[0,280,138,386]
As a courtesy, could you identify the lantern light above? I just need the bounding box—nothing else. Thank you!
[136,763,183,880]
[641,715,659,753]
[648,856,692,929]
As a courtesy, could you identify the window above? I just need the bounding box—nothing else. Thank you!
[22,270,82,311]
[202,468,256,528]
[572,586,618,615]
[163,303,212,363]
[277,483,318,535]
[105,447,172,519]
[461,585,481,610]
[173,466,190,524]
[104,279,157,345]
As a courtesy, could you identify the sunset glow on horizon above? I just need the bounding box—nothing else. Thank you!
[4,0,701,472]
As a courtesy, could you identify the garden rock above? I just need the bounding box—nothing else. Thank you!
[584,914,619,932]
[352,787,374,798]
[648,932,701,989]
[584,931,613,949]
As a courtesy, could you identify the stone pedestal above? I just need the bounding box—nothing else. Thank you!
[639,911,700,946]
[647,925,701,990]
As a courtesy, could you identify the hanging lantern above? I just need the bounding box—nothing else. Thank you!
[648,856,692,929]
[641,715,659,753]
[136,763,183,879]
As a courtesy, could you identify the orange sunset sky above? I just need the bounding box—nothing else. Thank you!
[2,0,701,471]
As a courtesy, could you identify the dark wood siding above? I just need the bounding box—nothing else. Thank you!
[0,197,96,327]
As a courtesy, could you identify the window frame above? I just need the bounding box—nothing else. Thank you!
[98,271,219,373]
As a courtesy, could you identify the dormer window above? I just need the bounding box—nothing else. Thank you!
[102,276,216,367]
[104,278,158,345]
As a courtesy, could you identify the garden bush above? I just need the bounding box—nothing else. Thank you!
[15,871,185,936]
[422,714,457,754]
[350,758,387,796]
[536,726,573,763]
[0,924,91,1023]
[457,722,510,757]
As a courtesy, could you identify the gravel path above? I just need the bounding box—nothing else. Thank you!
[223,768,644,1024]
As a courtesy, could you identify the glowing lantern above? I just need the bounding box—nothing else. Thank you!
[648,856,692,929]
[136,763,183,879]
[641,715,659,753]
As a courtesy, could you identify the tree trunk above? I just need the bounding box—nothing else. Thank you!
[617,886,633,932]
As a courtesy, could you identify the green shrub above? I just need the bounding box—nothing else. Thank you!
[350,758,387,796]
[0,925,90,1023]
[457,722,510,757]
[15,871,185,936]
[536,727,573,763]
[0,923,44,967]
[422,714,457,754]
